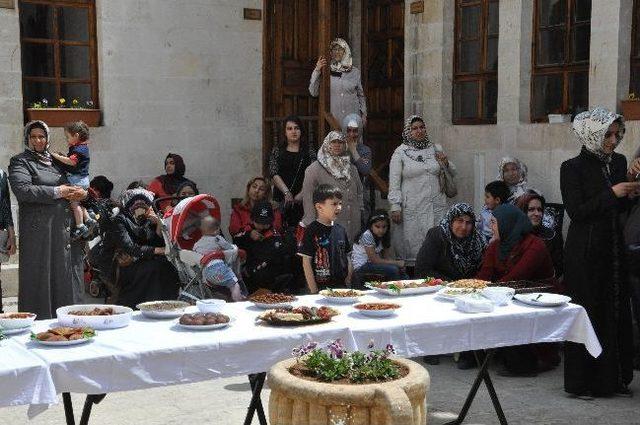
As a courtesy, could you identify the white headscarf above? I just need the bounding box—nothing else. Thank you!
[23,120,52,166]
[119,188,155,213]
[317,131,351,181]
[497,156,529,203]
[341,113,363,144]
[401,115,432,150]
[572,106,625,163]
[329,38,353,73]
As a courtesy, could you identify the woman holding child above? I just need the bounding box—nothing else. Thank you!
[229,176,283,241]
[8,121,87,318]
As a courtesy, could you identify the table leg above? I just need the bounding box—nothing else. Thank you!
[244,373,268,425]
[443,349,507,425]
[80,394,107,425]
[62,392,75,425]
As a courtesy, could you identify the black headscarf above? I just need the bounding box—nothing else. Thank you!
[492,203,533,261]
[438,203,487,276]
[158,153,189,195]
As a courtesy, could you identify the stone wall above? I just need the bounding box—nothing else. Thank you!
[0,0,263,234]
[405,0,640,214]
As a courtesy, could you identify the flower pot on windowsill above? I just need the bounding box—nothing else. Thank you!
[547,114,572,124]
[267,357,430,425]
[25,108,101,127]
[621,100,640,121]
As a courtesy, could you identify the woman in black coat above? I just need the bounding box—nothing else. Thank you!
[112,188,179,308]
[560,107,640,398]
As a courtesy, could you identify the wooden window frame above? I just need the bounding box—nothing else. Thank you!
[530,0,590,123]
[631,0,640,96]
[19,0,99,109]
[452,0,499,125]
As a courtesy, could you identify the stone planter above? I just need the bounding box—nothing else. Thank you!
[267,357,430,425]
[25,108,101,127]
[621,100,640,121]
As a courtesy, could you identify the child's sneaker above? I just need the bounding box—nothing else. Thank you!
[71,224,90,241]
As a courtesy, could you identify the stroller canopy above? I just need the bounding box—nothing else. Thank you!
[164,194,222,250]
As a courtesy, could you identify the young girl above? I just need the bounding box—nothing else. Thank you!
[352,210,407,284]
[51,121,95,240]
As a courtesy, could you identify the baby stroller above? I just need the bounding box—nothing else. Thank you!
[160,194,245,303]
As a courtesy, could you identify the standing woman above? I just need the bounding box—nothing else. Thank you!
[388,115,456,267]
[309,38,367,126]
[9,121,87,318]
[148,153,194,213]
[342,113,373,228]
[269,116,316,229]
[561,107,638,398]
[301,131,363,242]
[0,168,16,313]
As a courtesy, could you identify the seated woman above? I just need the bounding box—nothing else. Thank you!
[352,211,407,285]
[148,153,195,213]
[229,176,282,242]
[171,180,199,207]
[477,203,555,376]
[112,188,179,308]
[415,203,487,281]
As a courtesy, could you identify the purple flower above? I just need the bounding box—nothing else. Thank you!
[327,339,345,359]
[367,339,375,349]
[42,98,48,106]
[385,344,396,355]
[292,341,318,358]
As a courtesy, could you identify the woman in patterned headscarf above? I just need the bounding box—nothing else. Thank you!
[309,38,367,126]
[561,107,639,398]
[388,115,456,267]
[496,156,532,204]
[300,131,363,241]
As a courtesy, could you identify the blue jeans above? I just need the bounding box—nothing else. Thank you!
[355,262,408,282]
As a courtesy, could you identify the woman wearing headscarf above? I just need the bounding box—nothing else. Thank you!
[415,203,486,281]
[496,156,533,204]
[342,113,373,228]
[301,131,363,242]
[112,188,179,308]
[388,115,456,267]
[269,116,316,229]
[148,153,194,213]
[561,107,639,398]
[476,203,556,376]
[309,38,367,126]
[8,121,87,318]
[170,180,199,207]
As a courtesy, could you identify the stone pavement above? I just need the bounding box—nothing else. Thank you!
[1,295,638,425]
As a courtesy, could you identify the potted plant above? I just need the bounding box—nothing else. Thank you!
[621,93,640,121]
[267,339,430,425]
[25,98,101,127]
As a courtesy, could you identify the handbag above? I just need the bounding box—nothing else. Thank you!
[439,166,457,198]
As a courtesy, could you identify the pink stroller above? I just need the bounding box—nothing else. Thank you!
[161,194,243,302]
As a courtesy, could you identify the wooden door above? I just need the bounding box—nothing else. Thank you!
[362,0,404,181]
[263,0,349,171]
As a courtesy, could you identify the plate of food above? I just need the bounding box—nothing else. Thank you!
[0,312,37,330]
[513,293,571,307]
[319,288,365,304]
[31,327,95,346]
[353,302,401,317]
[176,312,231,330]
[257,306,339,326]
[1,326,33,336]
[56,305,133,329]
[435,287,478,301]
[249,293,297,309]
[447,279,490,290]
[136,301,190,319]
[365,278,444,295]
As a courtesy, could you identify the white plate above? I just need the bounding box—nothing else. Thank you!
[251,301,294,309]
[34,337,93,346]
[319,289,363,304]
[56,304,133,330]
[355,308,398,318]
[514,293,571,307]
[175,319,232,331]
[0,313,37,329]
[0,326,31,335]
[137,301,190,319]
[435,287,477,301]
[366,284,443,296]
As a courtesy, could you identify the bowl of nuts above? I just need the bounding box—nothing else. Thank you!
[353,302,401,317]
[249,293,297,309]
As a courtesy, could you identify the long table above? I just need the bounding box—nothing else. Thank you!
[0,292,601,424]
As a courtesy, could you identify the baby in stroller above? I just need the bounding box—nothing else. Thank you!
[193,216,244,301]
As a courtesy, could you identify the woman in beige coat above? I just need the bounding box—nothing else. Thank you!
[301,131,363,242]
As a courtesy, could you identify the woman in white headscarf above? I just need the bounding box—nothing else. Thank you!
[388,115,456,266]
[561,107,640,398]
[309,38,367,126]
[301,130,363,241]
[496,156,532,204]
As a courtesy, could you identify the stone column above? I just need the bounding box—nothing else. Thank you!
[589,0,634,111]
[0,7,23,165]
[349,0,362,68]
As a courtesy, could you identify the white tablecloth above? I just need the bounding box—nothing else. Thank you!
[0,291,601,411]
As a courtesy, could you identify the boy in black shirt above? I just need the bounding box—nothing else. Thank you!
[298,184,352,293]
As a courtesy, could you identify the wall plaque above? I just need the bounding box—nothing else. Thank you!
[0,0,15,9]
[410,1,424,14]
[243,8,262,20]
